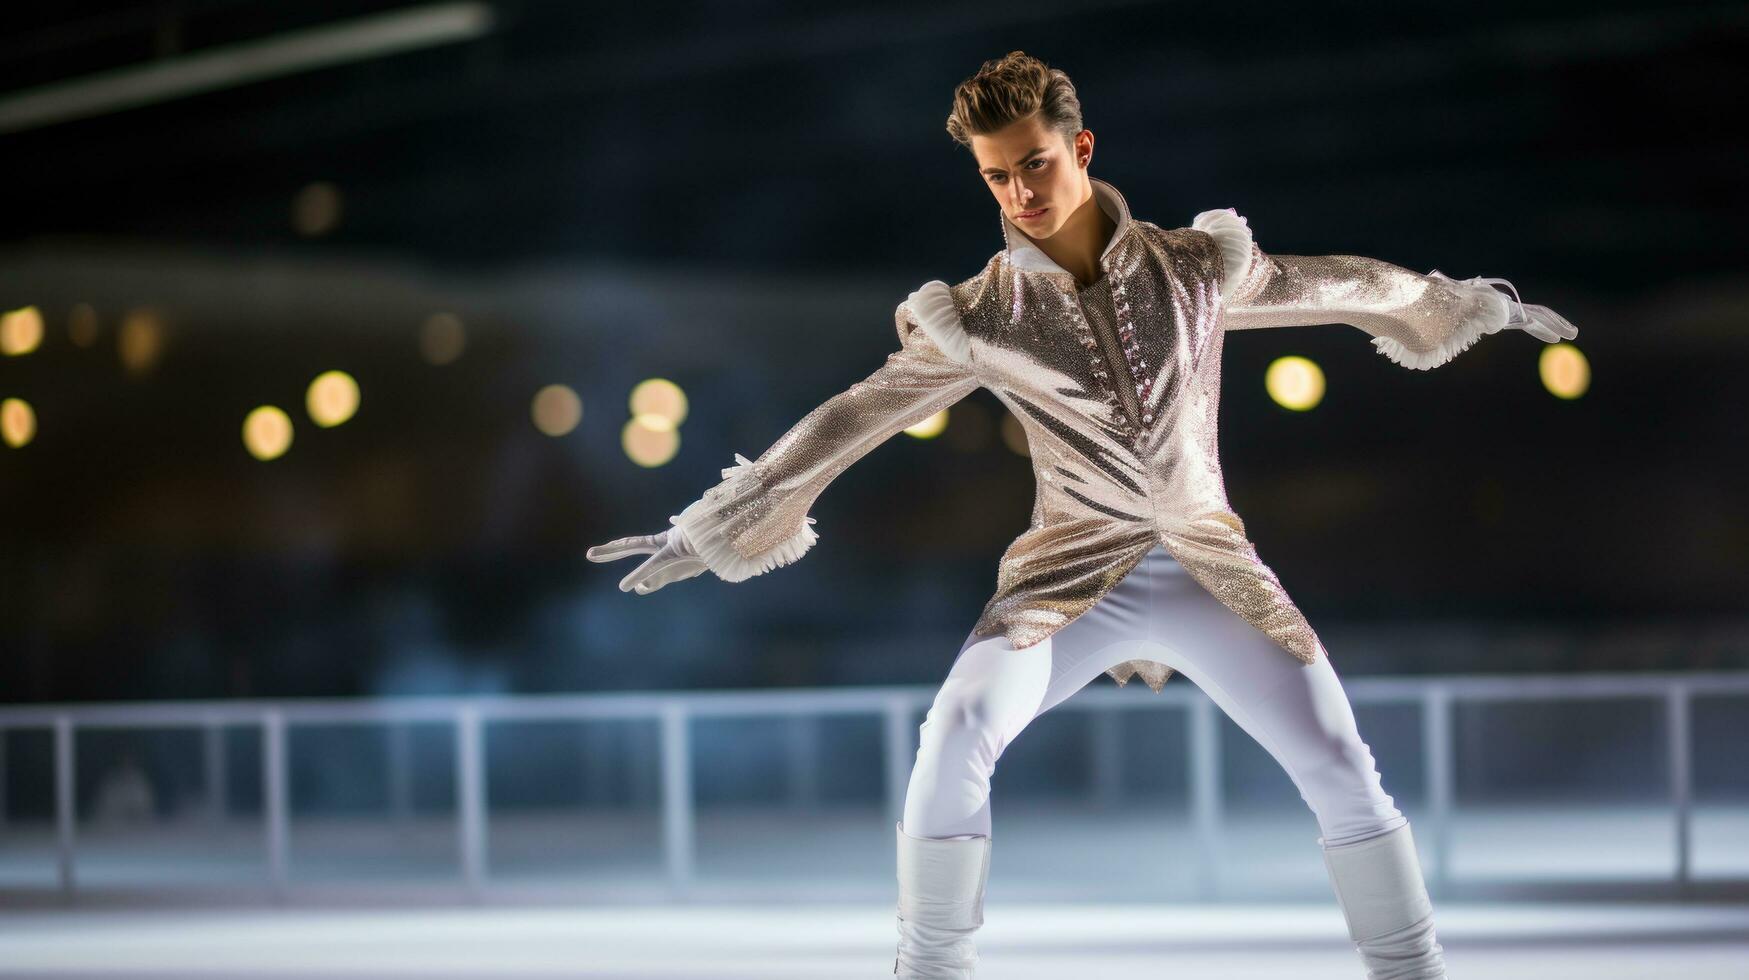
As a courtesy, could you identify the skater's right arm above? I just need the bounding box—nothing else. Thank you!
[587,281,979,595]
[1192,208,1577,371]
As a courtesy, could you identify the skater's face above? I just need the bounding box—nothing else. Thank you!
[971,112,1093,241]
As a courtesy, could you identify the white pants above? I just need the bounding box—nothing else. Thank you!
[901,544,1408,847]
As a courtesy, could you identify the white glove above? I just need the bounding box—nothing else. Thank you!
[585,525,707,595]
[1472,275,1578,344]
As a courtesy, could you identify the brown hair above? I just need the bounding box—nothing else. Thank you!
[945,51,1084,150]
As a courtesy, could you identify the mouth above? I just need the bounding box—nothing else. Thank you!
[1015,207,1048,221]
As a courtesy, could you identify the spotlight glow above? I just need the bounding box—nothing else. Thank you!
[1539,343,1590,399]
[1,398,36,447]
[629,378,688,427]
[532,384,582,436]
[306,370,360,427]
[118,308,165,375]
[904,408,949,439]
[623,415,679,467]
[1265,355,1325,411]
[1,305,44,356]
[243,406,293,460]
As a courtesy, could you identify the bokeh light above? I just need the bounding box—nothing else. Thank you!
[1265,355,1325,411]
[629,378,688,427]
[1,398,36,448]
[306,370,360,427]
[118,308,166,375]
[531,384,582,436]
[623,415,680,467]
[904,408,949,439]
[1539,343,1590,399]
[292,181,343,237]
[1,305,44,356]
[243,406,293,460]
[420,312,466,365]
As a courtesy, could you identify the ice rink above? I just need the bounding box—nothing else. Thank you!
[2,901,1747,978]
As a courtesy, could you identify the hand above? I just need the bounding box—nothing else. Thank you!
[1505,301,1578,344]
[1474,276,1578,344]
[586,526,706,595]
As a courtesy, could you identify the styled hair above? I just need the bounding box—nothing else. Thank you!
[945,50,1084,150]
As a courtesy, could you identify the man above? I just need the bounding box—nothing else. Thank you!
[590,50,1573,979]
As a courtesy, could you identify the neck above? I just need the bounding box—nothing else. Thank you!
[1031,179,1114,287]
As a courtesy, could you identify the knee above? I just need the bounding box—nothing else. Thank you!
[923,686,1007,738]
[1303,732,1383,781]
[1294,734,1396,807]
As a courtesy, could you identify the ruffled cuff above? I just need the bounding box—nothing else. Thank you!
[1370,270,1513,371]
[903,280,972,366]
[1191,208,1255,299]
[668,453,819,582]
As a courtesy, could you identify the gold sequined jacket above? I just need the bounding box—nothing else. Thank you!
[670,176,1560,692]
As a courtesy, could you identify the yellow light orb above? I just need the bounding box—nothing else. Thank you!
[1000,411,1031,457]
[243,406,294,460]
[629,378,688,427]
[420,312,466,365]
[1,398,36,448]
[118,308,165,375]
[632,410,675,433]
[1265,355,1325,411]
[1,305,44,356]
[904,408,949,439]
[532,384,583,436]
[306,370,360,427]
[67,303,99,347]
[623,416,680,467]
[1538,343,1589,399]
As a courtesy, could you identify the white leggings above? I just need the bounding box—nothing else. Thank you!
[901,544,1407,847]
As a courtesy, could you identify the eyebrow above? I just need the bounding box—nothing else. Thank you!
[980,146,1050,176]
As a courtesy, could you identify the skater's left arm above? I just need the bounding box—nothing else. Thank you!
[1192,208,1577,370]
[657,281,980,584]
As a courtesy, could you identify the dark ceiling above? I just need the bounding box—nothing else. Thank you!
[4,1,1745,295]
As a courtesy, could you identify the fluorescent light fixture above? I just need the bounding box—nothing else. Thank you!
[0,2,496,134]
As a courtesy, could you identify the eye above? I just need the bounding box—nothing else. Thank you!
[1026,158,1047,169]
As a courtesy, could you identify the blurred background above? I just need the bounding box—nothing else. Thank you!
[1,2,1746,976]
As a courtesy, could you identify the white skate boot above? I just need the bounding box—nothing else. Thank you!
[893,821,992,979]
[1320,820,1449,979]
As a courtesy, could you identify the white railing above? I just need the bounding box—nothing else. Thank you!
[2,670,1746,902]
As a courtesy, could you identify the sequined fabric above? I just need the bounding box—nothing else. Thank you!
[678,177,1513,692]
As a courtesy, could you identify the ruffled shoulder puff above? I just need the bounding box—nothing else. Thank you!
[1190,208,1254,300]
[899,279,972,366]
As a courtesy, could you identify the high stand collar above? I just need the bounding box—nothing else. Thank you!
[1000,176,1134,277]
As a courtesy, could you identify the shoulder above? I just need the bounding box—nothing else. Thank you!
[1131,216,1249,299]
[895,260,993,367]
[1185,208,1256,298]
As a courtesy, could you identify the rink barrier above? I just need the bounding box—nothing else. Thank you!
[0,670,1745,903]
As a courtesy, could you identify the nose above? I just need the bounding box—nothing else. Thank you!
[1009,178,1032,210]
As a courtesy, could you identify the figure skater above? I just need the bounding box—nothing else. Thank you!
[588,50,1575,979]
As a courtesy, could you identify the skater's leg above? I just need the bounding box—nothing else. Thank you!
[901,552,1158,840]
[1143,552,1446,978]
[893,552,1158,978]
[1139,561,1405,845]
